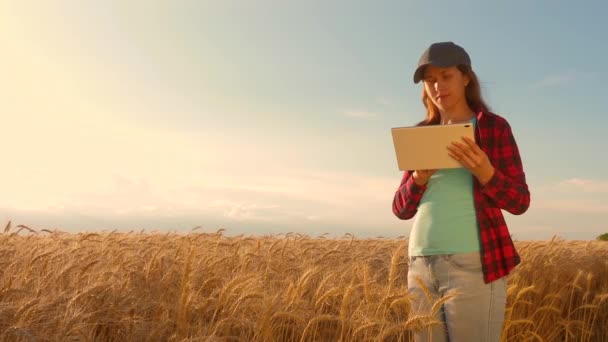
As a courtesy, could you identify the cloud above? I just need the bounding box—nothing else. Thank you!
[552,178,608,193]
[201,169,397,207]
[343,110,381,119]
[6,172,606,240]
[175,168,400,226]
[208,200,281,221]
[2,167,400,228]
[532,71,594,88]
[529,178,608,215]
[1,167,408,237]
[532,199,608,214]
[377,97,390,105]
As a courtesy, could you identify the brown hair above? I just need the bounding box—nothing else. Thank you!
[416,64,490,126]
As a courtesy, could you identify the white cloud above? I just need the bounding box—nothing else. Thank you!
[554,178,608,193]
[6,172,607,240]
[208,200,282,221]
[532,71,595,88]
[377,97,390,105]
[2,166,401,229]
[343,110,380,119]
[529,178,608,215]
[198,169,396,206]
[176,168,400,226]
[532,200,608,214]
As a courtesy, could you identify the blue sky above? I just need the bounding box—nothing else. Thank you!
[1,1,607,240]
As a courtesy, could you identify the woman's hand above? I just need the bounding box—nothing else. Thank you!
[412,169,437,186]
[447,136,495,185]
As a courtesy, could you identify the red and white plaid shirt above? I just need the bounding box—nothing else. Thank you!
[392,110,530,284]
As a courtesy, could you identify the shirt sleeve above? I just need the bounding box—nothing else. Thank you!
[480,122,530,215]
[392,170,427,220]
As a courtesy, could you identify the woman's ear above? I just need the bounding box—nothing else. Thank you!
[463,74,470,87]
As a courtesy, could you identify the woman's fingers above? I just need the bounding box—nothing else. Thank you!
[448,141,475,167]
[447,142,464,160]
[448,138,487,171]
[461,136,482,155]
[459,152,478,168]
[444,137,495,185]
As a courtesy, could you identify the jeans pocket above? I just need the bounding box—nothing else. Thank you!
[446,252,482,271]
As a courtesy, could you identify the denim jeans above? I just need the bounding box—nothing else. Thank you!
[407,251,507,342]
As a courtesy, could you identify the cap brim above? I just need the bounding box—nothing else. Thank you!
[412,60,460,84]
[413,63,429,84]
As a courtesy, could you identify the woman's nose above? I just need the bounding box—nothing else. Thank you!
[433,81,444,92]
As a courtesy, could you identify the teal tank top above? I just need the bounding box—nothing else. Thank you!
[408,117,480,256]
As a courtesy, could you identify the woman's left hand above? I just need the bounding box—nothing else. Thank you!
[447,136,495,186]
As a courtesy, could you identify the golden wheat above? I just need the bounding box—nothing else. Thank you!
[0,224,607,341]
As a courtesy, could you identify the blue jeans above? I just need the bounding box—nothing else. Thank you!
[407,251,507,342]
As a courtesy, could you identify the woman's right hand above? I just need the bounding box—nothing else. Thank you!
[412,169,437,186]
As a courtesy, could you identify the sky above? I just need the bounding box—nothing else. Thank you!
[1,0,607,240]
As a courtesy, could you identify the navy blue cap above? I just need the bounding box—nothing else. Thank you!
[413,42,471,83]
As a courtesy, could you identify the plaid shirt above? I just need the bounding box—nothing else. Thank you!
[392,110,530,284]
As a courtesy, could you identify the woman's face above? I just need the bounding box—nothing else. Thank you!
[422,65,470,112]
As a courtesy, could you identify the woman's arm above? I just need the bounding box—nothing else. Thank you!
[392,170,427,220]
[480,122,531,215]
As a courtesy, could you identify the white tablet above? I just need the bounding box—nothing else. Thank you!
[391,123,475,171]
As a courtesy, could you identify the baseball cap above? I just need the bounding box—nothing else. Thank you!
[413,42,471,84]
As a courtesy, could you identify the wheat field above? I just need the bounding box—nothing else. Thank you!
[1,222,607,342]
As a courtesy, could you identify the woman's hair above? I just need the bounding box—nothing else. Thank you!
[417,64,490,126]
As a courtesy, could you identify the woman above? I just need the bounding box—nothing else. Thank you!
[392,41,530,341]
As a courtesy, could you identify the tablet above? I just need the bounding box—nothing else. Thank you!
[391,123,474,171]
